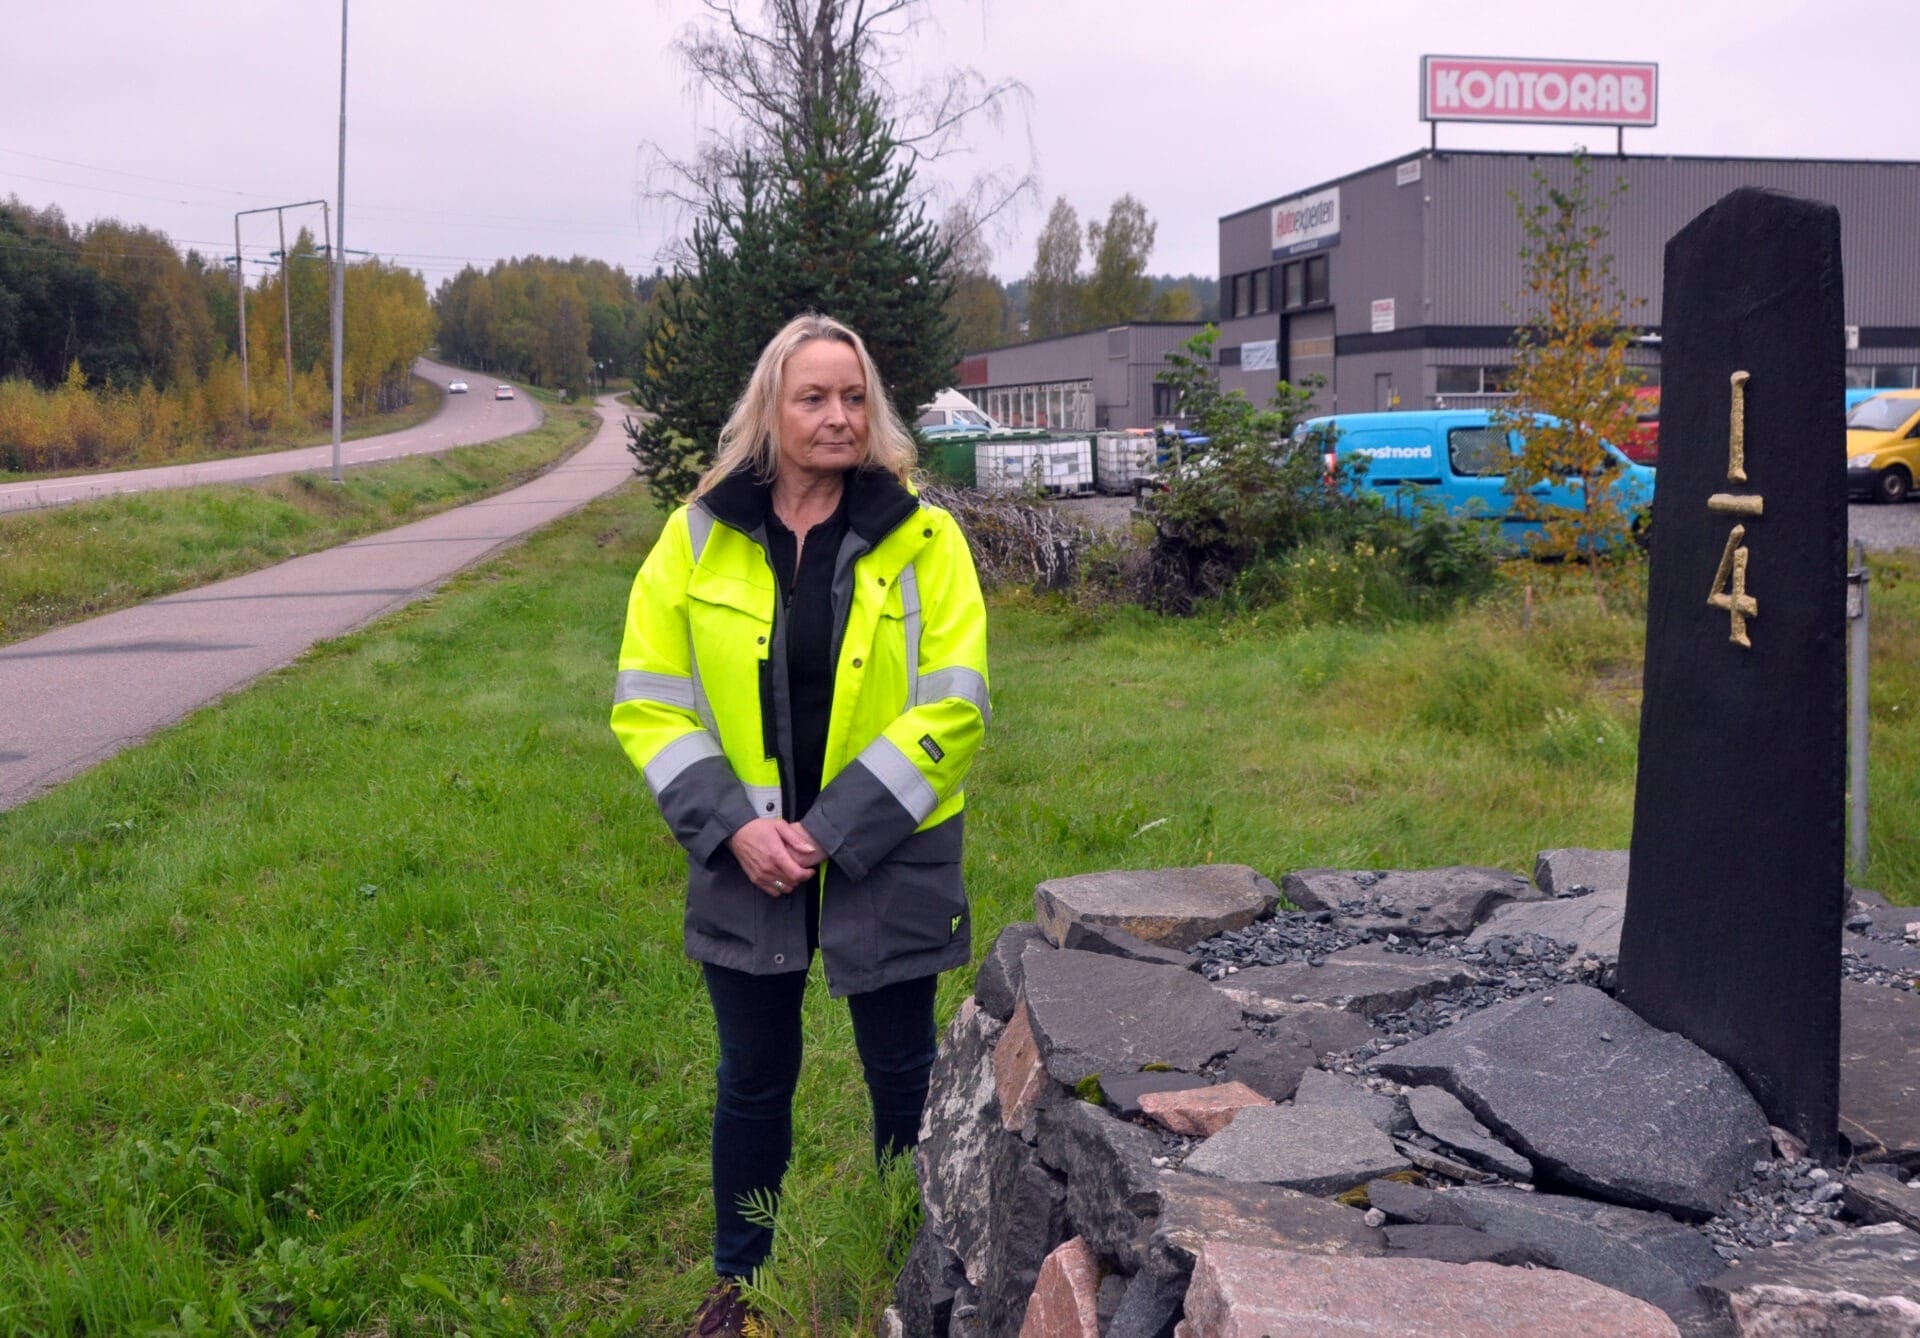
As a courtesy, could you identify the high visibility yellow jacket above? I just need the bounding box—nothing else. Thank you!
[612,467,989,995]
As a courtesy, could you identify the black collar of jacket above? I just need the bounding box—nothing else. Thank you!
[701,464,919,545]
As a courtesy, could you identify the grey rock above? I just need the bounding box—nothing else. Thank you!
[1406,1084,1533,1182]
[1848,885,1899,931]
[892,1214,964,1338]
[1468,883,1627,959]
[945,1282,982,1338]
[1021,945,1243,1086]
[1215,944,1476,1019]
[1093,1272,1128,1335]
[1372,985,1769,1219]
[1844,1170,1920,1232]
[1293,1068,1414,1137]
[1103,1269,1186,1338]
[976,1142,1068,1336]
[1393,1138,1498,1184]
[1035,1097,1165,1274]
[1061,919,1196,968]
[1363,1177,1473,1226]
[975,922,1046,1023]
[1146,1169,1386,1278]
[1264,1003,1380,1059]
[1383,1222,1545,1266]
[1098,1070,1211,1118]
[1281,865,1542,937]
[878,1306,904,1338]
[1034,865,1278,950]
[1446,1186,1730,1335]
[1535,847,1631,897]
[916,1000,1006,1281]
[1701,1221,1920,1332]
[1180,1103,1406,1195]
[1841,978,1920,1170]
[1216,1028,1315,1102]
[1849,934,1920,976]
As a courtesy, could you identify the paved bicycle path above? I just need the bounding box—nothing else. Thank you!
[0,397,638,812]
[0,358,541,514]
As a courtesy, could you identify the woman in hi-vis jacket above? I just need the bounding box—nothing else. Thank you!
[611,313,989,1336]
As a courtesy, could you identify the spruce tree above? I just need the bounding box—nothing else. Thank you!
[628,82,955,503]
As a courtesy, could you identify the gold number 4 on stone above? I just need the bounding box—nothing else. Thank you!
[1708,523,1756,648]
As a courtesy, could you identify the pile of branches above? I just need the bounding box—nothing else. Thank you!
[916,482,1095,592]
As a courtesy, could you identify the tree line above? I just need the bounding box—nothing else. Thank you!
[0,196,434,474]
[432,257,656,400]
[941,196,1215,353]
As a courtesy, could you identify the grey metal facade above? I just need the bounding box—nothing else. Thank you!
[1216,149,1920,413]
[956,322,1205,430]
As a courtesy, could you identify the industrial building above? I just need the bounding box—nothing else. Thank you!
[957,149,1920,426]
[1215,149,1920,415]
[953,321,1204,432]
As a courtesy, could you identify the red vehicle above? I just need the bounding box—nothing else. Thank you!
[1621,386,1660,465]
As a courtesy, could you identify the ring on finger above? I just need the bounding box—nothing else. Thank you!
[773,879,785,891]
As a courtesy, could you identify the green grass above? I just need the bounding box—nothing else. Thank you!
[0,375,451,483]
[1,497,1915,1334]
[0,404,600,645]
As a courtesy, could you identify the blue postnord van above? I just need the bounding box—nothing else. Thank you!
[1301,409,1657,549]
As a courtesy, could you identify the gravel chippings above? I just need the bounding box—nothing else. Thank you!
[1183,881,1920,1262]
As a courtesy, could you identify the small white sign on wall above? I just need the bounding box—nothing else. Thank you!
[1371,299,1396,334]
[1396,159,1423,187]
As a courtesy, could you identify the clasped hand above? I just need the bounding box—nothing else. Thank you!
[727,817,823,897]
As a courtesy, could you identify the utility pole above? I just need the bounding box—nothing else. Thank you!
[331,0,349,485]
[236,200,328,430]
[277,208,295,412]
[234,212,250,425]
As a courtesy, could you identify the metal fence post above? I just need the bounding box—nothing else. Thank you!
[1847,541,1870,873]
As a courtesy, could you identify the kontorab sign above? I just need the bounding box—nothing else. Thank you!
[1422,56,1658,127]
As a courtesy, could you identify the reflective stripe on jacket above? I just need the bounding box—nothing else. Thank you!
[611,466,990,995]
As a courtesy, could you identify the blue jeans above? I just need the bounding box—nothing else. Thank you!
[701,962,938,1279]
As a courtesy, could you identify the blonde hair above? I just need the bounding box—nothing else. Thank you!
[693,313,917,498]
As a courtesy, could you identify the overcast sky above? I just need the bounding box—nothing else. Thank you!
[3,1,1914,291]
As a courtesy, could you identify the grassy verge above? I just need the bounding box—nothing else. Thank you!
[0,404,599,645]
[0,374,449,483]
[0,502,1915,1334]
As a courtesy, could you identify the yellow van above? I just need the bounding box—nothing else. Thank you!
[1847,389,1920,503]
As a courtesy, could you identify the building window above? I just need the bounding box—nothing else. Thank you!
[1304,255,1330,306]
[975,379,1094,430]
[1231,273,1251,319]
[1435,366,1514,396]
[1280,256,1330,310]
[1253,268,1272,314]
[1875,365,1919,389]
[1107,327,1128,359]
[1153,382,1181,418]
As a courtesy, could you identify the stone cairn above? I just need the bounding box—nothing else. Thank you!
[885,859,1920,1337]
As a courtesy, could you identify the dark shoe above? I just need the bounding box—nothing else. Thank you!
[690,1279,756,1337]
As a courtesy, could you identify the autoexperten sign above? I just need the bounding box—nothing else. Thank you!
[1271,186,1340,258]
[1421,56,1658,127]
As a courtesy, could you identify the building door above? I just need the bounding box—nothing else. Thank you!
[1284,310,1337,412]
[1375,372,1395,411]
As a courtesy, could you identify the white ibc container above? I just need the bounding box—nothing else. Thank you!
[1095,433,1155,493]
[976,437,1093,495]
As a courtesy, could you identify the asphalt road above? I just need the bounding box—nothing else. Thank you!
[0,358,542,514]
[0,395,638,812]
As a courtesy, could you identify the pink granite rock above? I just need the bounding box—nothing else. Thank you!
[1178,1240,1679,1337]
[994,1001,1050,1133]
[1018,1236,1101,1338]
[1138,1081,1274,1137]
